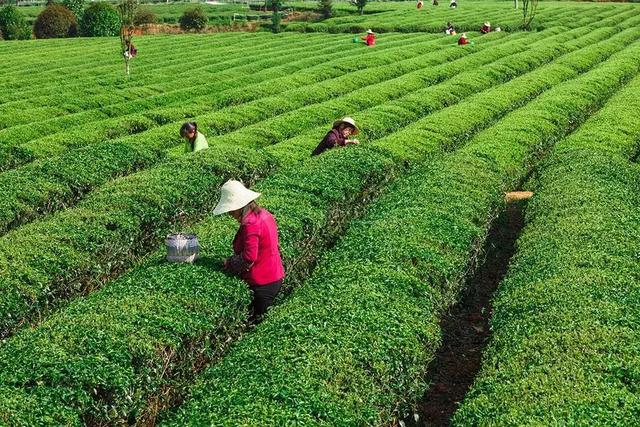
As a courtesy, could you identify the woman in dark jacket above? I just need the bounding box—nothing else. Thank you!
[312,117,360,156]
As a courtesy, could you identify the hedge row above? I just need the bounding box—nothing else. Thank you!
[0,33,422,131]
[0,137,402,427]
[1,31,638,426]
[0,34,291,112]
[0,146,275,337]
[0,30,517,337]
[0,30,538,235]
[165,37,640,427]
[0,26,629,336]
[0,32,332,103]
[0,33,446,162]
[192,25,637,155]
[452,74,640,425]
[0,32,370,134]
[0,33,371,135]
[286,1,635,33]
[0,41,544,421]
[0,33,418,145]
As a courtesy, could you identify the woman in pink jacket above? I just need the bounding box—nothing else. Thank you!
[214,180,285,321]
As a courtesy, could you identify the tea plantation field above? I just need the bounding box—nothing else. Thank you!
[0,1,639,425]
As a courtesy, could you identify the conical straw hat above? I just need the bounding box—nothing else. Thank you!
[213,180,261,215]
[332,116,360,135]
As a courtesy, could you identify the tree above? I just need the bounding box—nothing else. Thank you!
[351,0,367,16]
[80,2,120,37]
[33,4,77,38]
[0,5,31,39]
[62,0,85,19]
[317,0,332,19]
[117,0,137,76]
[270,0,282,33]
[178,6,207,31]
[521,0,538,30]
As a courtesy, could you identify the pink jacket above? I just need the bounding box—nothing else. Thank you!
[232,209,285,286]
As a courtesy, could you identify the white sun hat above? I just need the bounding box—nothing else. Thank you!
[485,22,491,26]
[332,117,360,135]
[213,180,261,215]
[367,29,374,34]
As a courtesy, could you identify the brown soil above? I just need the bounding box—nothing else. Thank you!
[284,11,323,22]
[134,22,260,35]
[407,201,525,426]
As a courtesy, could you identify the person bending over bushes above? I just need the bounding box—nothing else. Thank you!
[446,21,456,35]
[312,117,360,156]
[481,21,491,34]
[180,122,209,153]
[361,29,376,46]
[215,180,285,323]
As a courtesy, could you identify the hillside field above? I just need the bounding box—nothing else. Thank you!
[0,1,639,425]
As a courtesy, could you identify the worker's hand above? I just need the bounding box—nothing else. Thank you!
[350,139,360,145]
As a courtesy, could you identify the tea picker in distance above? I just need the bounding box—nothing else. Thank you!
[450,0,457,9]
[417,0,423,9]
[361,29,376,46]
[180,122,209,153]
[214,180,285,323]
[481,21,491,34]
[124,39,137,59]
[458,32,470,45]
[312,117,360,156]
[445,21,456,35]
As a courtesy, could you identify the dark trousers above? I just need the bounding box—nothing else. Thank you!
[249,279,282,322]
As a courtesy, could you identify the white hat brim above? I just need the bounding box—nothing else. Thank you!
[332,119,360,135]
[213,182,261,215]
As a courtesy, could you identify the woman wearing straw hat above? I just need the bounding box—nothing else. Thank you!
[361,29,376,46]
[312,117,360,156]
[214,180,285,321]
[481,21,491,34]
[457,33,469,45]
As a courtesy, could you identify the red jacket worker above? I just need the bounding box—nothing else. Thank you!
[215,180,285,322]
[481,22,491,34]
[458,33,469,45]
[312,117,360,156]
[362,29,376,46]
